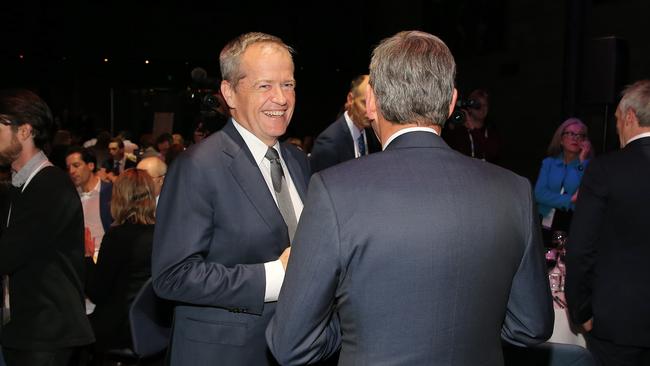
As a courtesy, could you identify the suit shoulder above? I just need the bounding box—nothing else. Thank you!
[180,131,231,162]
[282,141,308,160]
[315,117,348,142]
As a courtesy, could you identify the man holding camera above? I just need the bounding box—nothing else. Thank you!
[443,88,503,164]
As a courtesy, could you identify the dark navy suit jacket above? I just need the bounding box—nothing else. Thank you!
[152,120,310,365]
[268,131,553,365]
[566,136,650,347]
[310,115,380,173]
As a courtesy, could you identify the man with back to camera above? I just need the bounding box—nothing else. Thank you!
[309,75,381,173]
[0,89,94,366]
[151,32,311,365]
[266,30,553,366]
[566,80,650,365]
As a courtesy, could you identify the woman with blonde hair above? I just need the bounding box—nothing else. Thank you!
[86,168,156,356]
[535,118,593,232]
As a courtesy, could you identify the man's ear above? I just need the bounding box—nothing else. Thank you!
[366,87,378,121]
[448,88,458,118]
[220,80,236,110]
[17,124,33,142]
[625,108,638,128]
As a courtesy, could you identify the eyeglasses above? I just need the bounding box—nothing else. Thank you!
[0,114,13,126]
[562,131,587,140]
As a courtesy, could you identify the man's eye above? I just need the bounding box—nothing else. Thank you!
[283,83,295,89]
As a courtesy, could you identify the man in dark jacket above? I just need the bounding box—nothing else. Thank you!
[0,89,94,366]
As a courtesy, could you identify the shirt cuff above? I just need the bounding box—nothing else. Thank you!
[264,259,285,302]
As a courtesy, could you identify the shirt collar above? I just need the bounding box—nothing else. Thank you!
[12,151,49,188]
[383,127,439,150]
[344,111,363,140]
[78,177,101,198]
[231,118,283,165]
[626,132,650,146]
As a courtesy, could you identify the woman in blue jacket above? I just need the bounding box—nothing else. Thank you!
[535,118,593,233]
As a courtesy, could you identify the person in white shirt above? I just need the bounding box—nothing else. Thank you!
[65,147,113,260]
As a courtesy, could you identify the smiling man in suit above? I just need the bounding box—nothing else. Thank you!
[152,32,310,365]
[267,31,553,365]
[566,80,650,365]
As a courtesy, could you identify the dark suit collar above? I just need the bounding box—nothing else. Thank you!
[278,144,308,199]
[221,119,306,241]
[223,119,306,198]
[625,135,650,149]
[384,130,449,151]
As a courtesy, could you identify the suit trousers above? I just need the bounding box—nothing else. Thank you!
[2,347,80,366]
[586,333,650,366]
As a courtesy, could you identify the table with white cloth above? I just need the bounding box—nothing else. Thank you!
[547,262,586,347]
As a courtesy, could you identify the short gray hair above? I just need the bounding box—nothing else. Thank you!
[369,31,456,126]
[619,80,650,127]
[219,32,294,87]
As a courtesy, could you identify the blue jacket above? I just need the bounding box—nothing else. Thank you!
[534,153,588,217]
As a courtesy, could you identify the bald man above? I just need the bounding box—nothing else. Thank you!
[136,157,167,201]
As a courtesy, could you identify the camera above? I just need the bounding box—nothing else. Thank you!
[447,98,482,125]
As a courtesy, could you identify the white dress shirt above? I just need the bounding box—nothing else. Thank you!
[78,178,105,261]
[344,111,368,158]
[232,119,304,302]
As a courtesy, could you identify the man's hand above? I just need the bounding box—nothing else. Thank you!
[579,140,592,162]
[279,247,291,271]
[582,318,593,332]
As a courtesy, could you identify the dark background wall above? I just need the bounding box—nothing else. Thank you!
[0,0,648,181]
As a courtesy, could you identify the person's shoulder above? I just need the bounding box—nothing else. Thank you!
[281,140,307,159]
[180,130,229,160]
[316,116,348,141]
[31,166,78,198]
[37,165,71,184]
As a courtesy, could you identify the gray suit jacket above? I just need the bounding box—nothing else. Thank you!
[267,131,553,365]
[152,120,310,365]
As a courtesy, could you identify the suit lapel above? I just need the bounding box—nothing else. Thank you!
[337,116,356,160]
[279,144,307,201]
[222,122,288,237]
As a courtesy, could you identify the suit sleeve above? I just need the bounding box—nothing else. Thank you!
[309,134,339,174]
[565,159,606,324]
[501,179,554,346]
[266,173,341,365]
[151,152,266,314]
[534,158,573,211]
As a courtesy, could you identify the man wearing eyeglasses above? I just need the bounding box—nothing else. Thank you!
[0,90,94,366]
[136,156,167,205]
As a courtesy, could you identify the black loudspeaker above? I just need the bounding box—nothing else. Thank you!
[580,37,628,104]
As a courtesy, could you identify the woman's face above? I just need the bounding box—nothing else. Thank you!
[560,123,587,155]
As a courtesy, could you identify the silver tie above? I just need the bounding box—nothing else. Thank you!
[265,147,298,242]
